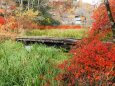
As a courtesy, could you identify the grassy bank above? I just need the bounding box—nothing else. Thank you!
[0,40,69,86]
[25,29,88,39]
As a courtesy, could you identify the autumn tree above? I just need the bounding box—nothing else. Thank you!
[91,0,115,40]
[104,0,115,38]
[57,0,115,85]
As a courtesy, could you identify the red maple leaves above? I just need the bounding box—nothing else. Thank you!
[58,39,115,85]
[57,0,115,85]
[0,16,5,25]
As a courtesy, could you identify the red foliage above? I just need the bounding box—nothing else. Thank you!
[109,0,115,20]
[91,0,115,36]
[57,40,115,85]
[0,16,5,25]
[10,6,17,10]
[57,0,115,85]
[37,25,82,29]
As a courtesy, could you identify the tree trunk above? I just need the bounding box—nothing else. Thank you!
[37,0,39,10]
[104,0,115,39]
[28,0,30,10]
[20,0,23,10]
[32,0,34,9]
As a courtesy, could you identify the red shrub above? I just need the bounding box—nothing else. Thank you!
[0,16,5,25]
[91,0,115,36]
[37,25,82,29]
[57,38,115,85]
[57,0,115,85]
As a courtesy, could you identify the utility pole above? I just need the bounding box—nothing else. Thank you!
[104,0,115,40]
[37,0,40,10]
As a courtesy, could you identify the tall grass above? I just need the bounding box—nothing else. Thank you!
[25,29,88,39]
[0,40,69,86]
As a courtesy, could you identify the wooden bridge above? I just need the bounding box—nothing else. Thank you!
[16,36,80,49]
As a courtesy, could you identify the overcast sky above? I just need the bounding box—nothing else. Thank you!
[82,0,100,5]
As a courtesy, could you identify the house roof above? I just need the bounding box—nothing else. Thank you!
[75,8,86,16]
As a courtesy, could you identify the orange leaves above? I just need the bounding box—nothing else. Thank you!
[0,9,5,14]
[109,0,115,4]
[110,0,115,21]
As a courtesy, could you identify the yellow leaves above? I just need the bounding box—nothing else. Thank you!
[15,9,39,19]
[46,18,51,23]
[22,9,39,18]
[43,18,51,24]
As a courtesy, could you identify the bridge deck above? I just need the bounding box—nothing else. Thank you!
[16,36,80,49]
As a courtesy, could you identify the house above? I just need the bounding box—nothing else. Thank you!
[49,0,95,26]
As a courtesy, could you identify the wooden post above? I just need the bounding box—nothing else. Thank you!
[104,0,115,40]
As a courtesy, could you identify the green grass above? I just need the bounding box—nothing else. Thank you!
[25,29,88,39]
[0,40,69,86]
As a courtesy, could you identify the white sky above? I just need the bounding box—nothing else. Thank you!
[82,0,100,5]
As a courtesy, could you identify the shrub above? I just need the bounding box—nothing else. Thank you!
[0,16,5,25]
[15,9,39,29]
[57,39,115,86]
[38,17,60,26]
[56,0,115,85]
[91,0,115,37]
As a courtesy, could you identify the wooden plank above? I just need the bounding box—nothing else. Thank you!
[16,36,79,44]
[16,36,80,49]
